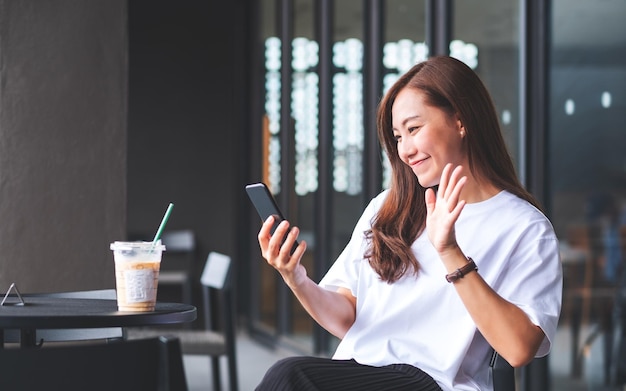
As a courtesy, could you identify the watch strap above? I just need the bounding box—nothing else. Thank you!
[445,257,478,283]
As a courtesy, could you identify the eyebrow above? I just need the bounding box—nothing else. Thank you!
[394,114,421,130]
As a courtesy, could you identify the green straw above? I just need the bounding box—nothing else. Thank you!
[152,203,174,246]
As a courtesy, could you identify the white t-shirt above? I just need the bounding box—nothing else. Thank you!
[319,190,562,391]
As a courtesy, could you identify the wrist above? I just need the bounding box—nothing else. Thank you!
[284,265,309,290]
[438,245,466,267]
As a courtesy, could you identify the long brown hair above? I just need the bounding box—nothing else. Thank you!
[367,56,540,283]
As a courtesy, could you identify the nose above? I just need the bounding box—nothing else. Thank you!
[397,139,415,163]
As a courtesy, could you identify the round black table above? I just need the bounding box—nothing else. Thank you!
[0,296,197,348]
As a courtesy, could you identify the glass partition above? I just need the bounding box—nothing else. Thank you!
[548,1,626,389]
[251,0,626,388]
[452,0,521,170]
[255,0,428,354]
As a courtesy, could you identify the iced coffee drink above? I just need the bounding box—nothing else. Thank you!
[110,241,165,311]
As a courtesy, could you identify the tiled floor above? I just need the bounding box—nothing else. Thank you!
[183,325,623,391]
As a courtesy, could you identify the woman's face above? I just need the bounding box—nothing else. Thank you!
[391,88,466,188]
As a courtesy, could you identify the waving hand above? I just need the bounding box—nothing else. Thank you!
[424,163,467,254]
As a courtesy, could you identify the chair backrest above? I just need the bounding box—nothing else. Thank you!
[161,229,196,252]
[201,251,231,289]
[0,335,187,391]
[199,251,238,391]
[490,349,515,390]
[160,230,196,279]
[200,252,233,327]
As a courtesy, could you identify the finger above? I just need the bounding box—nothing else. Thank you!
[438,163,453,198]
[451,173,467,197]
[278,227,306,273]
[424,187,436,215]
[449,199,466,222]
[449,165,464,189]
[446,168,467,217]
[259,215,276,236]
[291,239,307,260]
[258,215,275,248]
[446,174,467,208]
[279,225,300,257]
[442,165,464,201]
[267,220,290,257]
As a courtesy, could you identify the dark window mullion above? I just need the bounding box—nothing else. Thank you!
[314,0,334,355]
[521,0,551,390]
[523,0,550,209]
[363,0,384,202]
[426,0,452,56]
[277,0,294,337]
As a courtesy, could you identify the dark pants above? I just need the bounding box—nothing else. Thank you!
[256,356,443,391]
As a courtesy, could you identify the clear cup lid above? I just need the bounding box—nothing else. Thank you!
[110,240,166,251]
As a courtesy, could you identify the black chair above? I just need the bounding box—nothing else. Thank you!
[127,251,238,391]
[0,335,187,391]
[159,229,196,305]
[490,349,516,390]
[3,289,124,346]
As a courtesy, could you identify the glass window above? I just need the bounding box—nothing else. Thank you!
[549,1,626,389]
[453,0,521,171]
[255,0,429,354]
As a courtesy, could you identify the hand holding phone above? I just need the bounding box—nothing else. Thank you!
[245,182,299,254]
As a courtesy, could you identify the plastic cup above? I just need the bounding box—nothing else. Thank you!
[110,241,166,312]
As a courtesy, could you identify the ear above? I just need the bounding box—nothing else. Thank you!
[456,116,465,138]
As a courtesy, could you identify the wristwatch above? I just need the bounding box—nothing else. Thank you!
[445,257,478,283]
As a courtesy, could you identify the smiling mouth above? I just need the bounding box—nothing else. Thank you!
[410,157,428,166]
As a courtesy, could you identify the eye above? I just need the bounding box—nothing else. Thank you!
[408,126,421,133]
[393,134,401,142]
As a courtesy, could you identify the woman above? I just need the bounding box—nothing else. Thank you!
[255,56,562,390]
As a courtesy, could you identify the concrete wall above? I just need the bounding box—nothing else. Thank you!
[0,1,127,292]
[127,0,248,304]
[0,0,249,310]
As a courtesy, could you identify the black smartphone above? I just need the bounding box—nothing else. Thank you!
[245,182,299,254]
